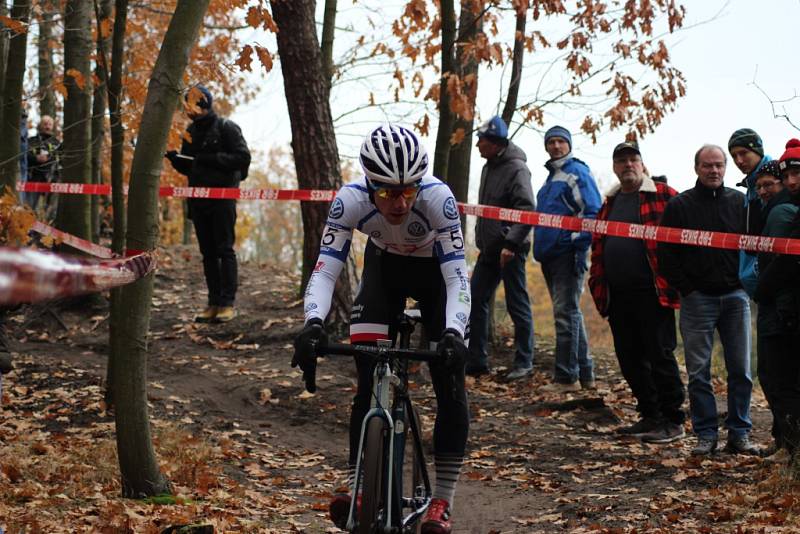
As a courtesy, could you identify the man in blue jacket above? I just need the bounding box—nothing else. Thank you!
[728,128,771,296]
[534,125,601,391]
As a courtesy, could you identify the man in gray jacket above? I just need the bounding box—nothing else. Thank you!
[466,116,536,379]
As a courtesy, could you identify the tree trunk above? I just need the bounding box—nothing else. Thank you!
[104,0,128,408]
[91,0,112,243]
[0,0,9,122]
[271,0,354,333]
[111,0,210,498]
[320,0,336,87]
[0,0,31,194]
[37,0,58,120]
[55,0,93,241]
[501,2,527,127]
[431,0,456,182]
[446,0,482,235]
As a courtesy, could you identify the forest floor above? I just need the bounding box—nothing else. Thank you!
[2,245,799,533]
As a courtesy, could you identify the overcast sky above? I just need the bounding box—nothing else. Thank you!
[231,0,800,199]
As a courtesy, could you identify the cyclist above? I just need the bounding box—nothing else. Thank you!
[292,124,470,534]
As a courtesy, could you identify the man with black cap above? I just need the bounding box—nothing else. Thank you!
[534,125,601,392]
[165,85,251,323]
[466,115,535,380]
[588,141,685,443]
[728,127,771,296]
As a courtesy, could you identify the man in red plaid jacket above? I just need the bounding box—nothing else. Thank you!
[588,141,685,444]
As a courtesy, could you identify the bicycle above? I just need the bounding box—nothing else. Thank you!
[317,311,438,534]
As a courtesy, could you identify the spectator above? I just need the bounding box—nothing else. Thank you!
[165,85,251,324]
[25,115,61,214]
[534,125,601,392]
[658,144,757,456]
[754,141,800,463]
[588,141,685,443]
[465,116,535,380]
[728,128,770,296]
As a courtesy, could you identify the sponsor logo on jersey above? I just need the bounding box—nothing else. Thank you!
[458,291,470,304]
[304,303,318,313]
[314,260,325,272]
[407,221,426,237]
[456,312,468,325]
[329,197,344,219]
[370,230,382,239]
[443,197,459,220]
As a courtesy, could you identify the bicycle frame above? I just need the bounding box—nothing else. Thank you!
[326,313,434,533]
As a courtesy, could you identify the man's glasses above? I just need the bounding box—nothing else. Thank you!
[755,181,780,191]
[372,184,420,200]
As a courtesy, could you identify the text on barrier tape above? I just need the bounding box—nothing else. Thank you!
[18,182,800,256]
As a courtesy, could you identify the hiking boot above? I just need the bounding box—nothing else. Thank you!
[640,423,685,444]
[616,417,660,437]
[214,306,237,323]
[541,380,581,393]
[691,437,718,456]
[506,366,532,380]
[329,493,359,530]
[580,378,597,390]
[421,498,452,534]
[465,361,490,377]
[725,434,759,456]
[194,306,218,323]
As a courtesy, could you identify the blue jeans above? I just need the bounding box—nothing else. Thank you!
[468,250,534,370]
[540,251,593,383]
[679,289,752,440]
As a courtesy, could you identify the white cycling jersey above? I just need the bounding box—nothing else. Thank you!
[303,175,470,336]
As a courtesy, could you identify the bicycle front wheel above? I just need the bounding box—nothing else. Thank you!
[359,417,388,534]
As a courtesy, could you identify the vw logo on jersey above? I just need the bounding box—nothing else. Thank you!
[407,222,426,237]
[329,198,344,219]
[456,312,468,325]
[443,197,459,220]
[370,230,382,239]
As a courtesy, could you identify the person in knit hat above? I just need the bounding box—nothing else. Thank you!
[727,128,771,297]
[535,125,601,392]
[753,139,800,462]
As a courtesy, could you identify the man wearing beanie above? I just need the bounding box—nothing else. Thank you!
[165,85,251,323]
[466,116,536,380]
[534,125,601,392]
[755,139,800,466]
[658,144,756,457]
[728,127,770,296]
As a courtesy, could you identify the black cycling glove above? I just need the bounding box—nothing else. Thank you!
[292,318,327,393]
[436,328,468,372]
[164,150,178,162]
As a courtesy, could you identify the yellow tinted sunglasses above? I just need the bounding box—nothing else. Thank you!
[373,184,420,200]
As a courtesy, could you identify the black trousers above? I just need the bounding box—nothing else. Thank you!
[608,288,685,424]
[191,199,238,307]
[347,241,469,465]
[761,333,800,453]
[757,333,781,444]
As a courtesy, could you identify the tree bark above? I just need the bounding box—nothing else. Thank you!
[0,0,10,121]
[0,0,31,193]
[271,0,354,332]
[501,2,527,126]
[432,0,456,181]
[320,0,337,87]
[446,0,482,234]
[91,0,112,243]
[55,0,93,241]
[111,0,210,498]
[37,0,58,120]
[104,0,128,408]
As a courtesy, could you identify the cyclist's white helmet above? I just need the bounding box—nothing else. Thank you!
[360,124,429,187]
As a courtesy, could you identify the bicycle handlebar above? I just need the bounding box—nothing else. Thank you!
[320,341,438,363]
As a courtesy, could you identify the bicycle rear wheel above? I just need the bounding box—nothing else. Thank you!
[359,417,387,534]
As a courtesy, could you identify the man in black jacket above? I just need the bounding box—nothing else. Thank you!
[465,116,535,380]
[658,144,756,457]
[25,115,61,214]
[166,85,251,323]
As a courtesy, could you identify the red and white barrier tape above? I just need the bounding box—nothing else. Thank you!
[17,182,800,255]
[0,247,156,305]
[31,221,116,259]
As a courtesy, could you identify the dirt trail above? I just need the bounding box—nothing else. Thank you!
[5,245,788,533]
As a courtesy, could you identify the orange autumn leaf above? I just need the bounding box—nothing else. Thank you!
[65,68,86,90]
[236,44,254,72]
[254,45,273,72]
